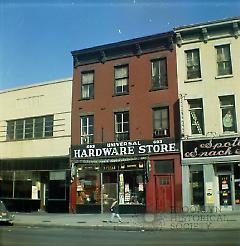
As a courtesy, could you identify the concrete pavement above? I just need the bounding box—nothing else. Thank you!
[12,211,240,231]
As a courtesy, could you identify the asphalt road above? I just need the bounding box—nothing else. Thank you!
[0,225,239,246]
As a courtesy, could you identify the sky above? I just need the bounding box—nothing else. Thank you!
[0,0,240,90]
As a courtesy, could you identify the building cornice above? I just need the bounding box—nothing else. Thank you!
[71,32,174,68]
[174,17,240,47]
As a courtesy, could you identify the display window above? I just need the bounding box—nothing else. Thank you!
[234,164,240,205]
[76,171,101,205]
[75,162,146,208]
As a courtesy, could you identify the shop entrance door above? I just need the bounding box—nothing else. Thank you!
[218,174,232,210]
[102,183,118,213]
[155,175,173,212]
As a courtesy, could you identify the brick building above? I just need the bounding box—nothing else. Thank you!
[70,32,182,213]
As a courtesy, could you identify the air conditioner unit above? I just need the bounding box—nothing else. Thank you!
[81,136,88,144]
[153,129,168,138]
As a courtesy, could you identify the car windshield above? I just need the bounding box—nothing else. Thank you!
[0,201,7,212]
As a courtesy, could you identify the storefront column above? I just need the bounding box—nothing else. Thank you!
[203,164,215,211]
[182,165,190,209]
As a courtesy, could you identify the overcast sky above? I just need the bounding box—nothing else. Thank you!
[0,0,240,90]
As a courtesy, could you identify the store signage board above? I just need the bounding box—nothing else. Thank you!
[183,137,240,159]
[71,139,179,159]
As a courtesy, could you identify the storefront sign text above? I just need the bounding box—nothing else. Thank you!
[183,137,240,159]
[71,139,179,159]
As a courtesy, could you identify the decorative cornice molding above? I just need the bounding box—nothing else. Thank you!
[202,27,208,43]
[233,22,239,39]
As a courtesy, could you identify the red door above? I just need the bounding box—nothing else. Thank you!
[155,175,173,212]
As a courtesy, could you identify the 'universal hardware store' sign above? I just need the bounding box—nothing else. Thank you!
[71,139,179,159]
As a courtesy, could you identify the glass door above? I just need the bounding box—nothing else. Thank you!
[101,172,118,213]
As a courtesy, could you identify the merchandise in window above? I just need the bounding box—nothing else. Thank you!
[188,99,204,135]
[118,172,145,205]
[185,49,201,80]
[76,171,100,205]
[216,44,232,76]
[219,95,237,133]
[151,58,168,89]
[234,164,240,205]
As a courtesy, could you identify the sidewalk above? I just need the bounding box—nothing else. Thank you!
[12,211,240,231]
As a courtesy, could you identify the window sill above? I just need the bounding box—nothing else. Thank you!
[215,74,233,80]
[184,78,202,83]
[149,87,168,92]
[112,92,129,97]
[78,98,94,101]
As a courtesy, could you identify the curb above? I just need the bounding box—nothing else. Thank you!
[14,222,240,232]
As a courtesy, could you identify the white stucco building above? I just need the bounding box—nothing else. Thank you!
[0,78,72,212]
[175,17,240,211]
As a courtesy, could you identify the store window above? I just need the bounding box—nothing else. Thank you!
[0,171,13,198]
[219,95,237,133]
[151,58,168,90]
[80,115,94,144]
[118,172,145,205]
[114,64,129,95]
[0,171,41,199]
[188,99,204,135]
[114,111,129,141]
[185,49,201,80]
[81,71,94,99]
[234,164,240,205]
[76,169,100,205]
[189,165,204,206]
[216,44,232,76]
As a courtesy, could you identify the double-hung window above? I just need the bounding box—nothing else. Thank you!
[151,58,168,90]
[80,115,94,144]
[114,111,129,141]
[81,71,94,99]
[185,49,201,80]
[219,95,237,133]
[188,99,204,135]
[216,44,232,76]
[153,107,169,138]
[114,65,129,95]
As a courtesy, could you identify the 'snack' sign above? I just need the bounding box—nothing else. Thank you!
[183,137,240,158]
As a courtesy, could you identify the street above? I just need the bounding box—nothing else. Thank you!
[0,225,239,246]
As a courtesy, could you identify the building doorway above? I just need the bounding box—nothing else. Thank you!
[155,175,173,212]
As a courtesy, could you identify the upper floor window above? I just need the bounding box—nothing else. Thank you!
[114,111,129,141]
[188,99,204,135]
[114,65,129,95]
[219,95,237,133]
[81,71,94,99]
[216,44,232,76]
[185,49,201,80]
[80,115,94,144]
[151,58,168,90]
[153,107,169,138]
[6,115,54,141]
